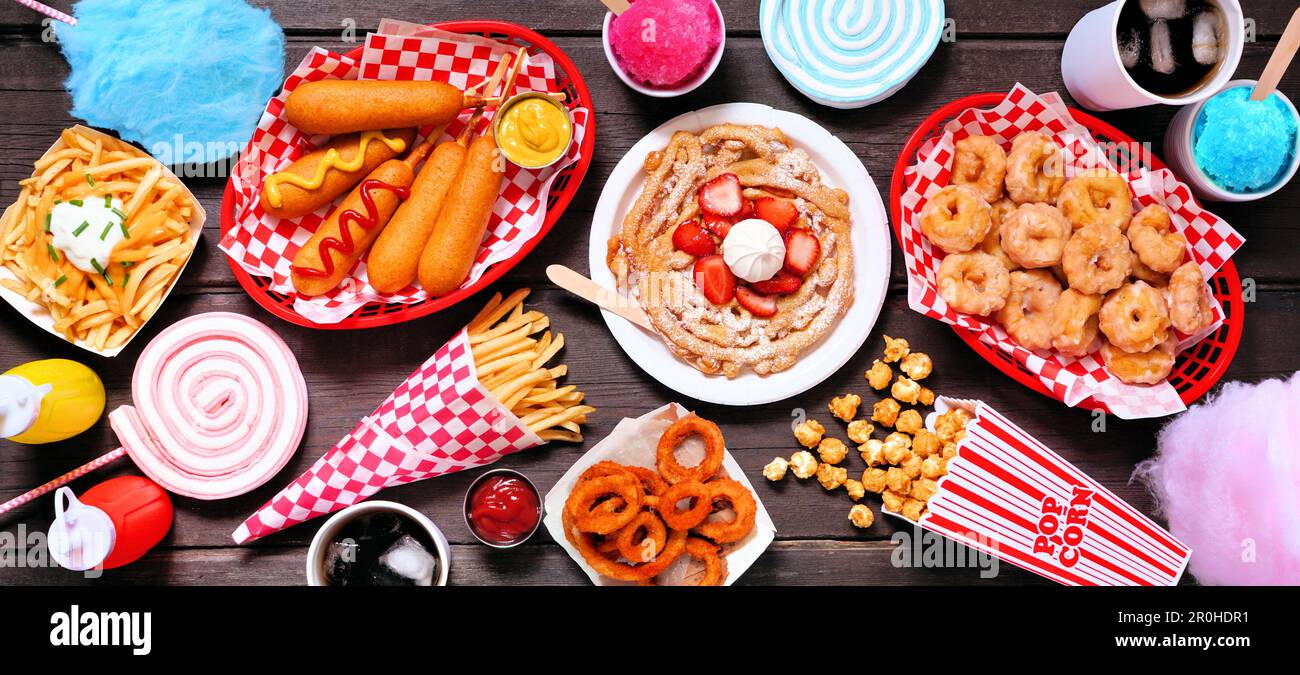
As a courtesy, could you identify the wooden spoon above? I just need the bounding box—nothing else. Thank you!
[546,264,652,330]
[1252,7,1300,101]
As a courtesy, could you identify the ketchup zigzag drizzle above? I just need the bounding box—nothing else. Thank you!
[291,179,410,280]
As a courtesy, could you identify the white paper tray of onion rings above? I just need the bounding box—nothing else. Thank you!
[543,403,775,586]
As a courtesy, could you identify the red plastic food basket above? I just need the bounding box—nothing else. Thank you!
[219,20,595,329]
[889,93,1244,413]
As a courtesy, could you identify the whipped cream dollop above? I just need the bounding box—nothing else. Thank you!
[722,218,786,283]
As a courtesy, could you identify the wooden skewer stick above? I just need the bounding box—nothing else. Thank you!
[1252,7,1300,101]
[600,0,631,16]
[546,264,652,331]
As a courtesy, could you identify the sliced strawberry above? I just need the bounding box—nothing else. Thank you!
[672,219,716,257]
[783,228,821,276]
[735,286,778,317]
[754,197,798,231]
[697,173,743,217]
[749,270,803,296]
[701,216,732,239]
[735,199,756,221]
[693,255,735,306]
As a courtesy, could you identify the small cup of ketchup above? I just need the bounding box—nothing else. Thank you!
[463,469,543,548]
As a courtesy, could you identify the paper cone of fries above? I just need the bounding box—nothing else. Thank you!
[232,329,544,543]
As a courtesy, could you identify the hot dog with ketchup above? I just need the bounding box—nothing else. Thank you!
[285,80,488,136]
[368,134,469,293]
[417,131,505,296]
[262,128,417,220]
[290,140,434,297]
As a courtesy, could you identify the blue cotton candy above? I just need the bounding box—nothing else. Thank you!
[56,0,285,165]
[1193,86,1298,194]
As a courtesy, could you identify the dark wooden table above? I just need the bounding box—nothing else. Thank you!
[1,1,1296,586]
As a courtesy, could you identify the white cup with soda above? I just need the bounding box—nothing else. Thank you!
[1062,0,1244,111]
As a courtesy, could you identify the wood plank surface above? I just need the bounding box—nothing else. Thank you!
[1,0,1296,586]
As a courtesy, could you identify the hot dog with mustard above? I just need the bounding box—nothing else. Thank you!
[262,128,416,220]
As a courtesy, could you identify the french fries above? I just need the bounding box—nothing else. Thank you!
[0,128,196,352]
[468,288,593,442]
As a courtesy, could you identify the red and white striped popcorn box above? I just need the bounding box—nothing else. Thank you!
[883,396,1191,586]
[232,329,542,543]
[221,28,591,325]
[898,84,1245,419]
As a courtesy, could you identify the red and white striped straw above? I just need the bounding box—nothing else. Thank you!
[11,0,76,26]
[0,448,125,516]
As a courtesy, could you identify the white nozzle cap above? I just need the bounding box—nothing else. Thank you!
[48,487,116,572]
[0,374,50,439]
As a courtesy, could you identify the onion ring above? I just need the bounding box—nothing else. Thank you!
[683,537,729,586]
[615,511,668,563]
[655,415,725,484]
[565,473,643,534]
[692,478,758,544]
[659,480,713,530]
[564,510,688,582]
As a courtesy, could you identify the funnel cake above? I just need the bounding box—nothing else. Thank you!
[608,124,854,377]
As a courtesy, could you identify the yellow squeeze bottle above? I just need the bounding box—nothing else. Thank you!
[0,359,105,444]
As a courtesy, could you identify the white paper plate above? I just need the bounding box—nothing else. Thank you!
[588,103,891,406]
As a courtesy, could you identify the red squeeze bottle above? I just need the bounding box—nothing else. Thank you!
[48,476,173,571]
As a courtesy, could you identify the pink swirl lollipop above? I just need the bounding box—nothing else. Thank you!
[110,313,308,499]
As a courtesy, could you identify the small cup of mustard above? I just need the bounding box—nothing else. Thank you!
[493,92,574,170]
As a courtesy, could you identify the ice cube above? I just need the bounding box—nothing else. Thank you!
[1192,10,1221,65]
[373,534,437,586]
[1140,0,1186,21]
[1119,26,1144,70]
[323,539,359,586]
[1150,20,1177,75]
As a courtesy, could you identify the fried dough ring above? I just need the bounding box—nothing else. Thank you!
[1099,281,1170,354]
[1062,223,1132,295]
[1128,204,1187,274]
[1057,170,1133,230]
[1051,289,1103,357]
[997,270,1062,351]
[951,135,1008,203]
[999,203,1072,269]
[659,480,713,530]
[1168,262,1214,334]
[938,251,1011,316]
[920,185,993,254]
[656,415,725,484]
[692,478,758,544]
[615,511,669,563]
[1102,336,1177,385]
[565,474,643,535]
[1005,132,1065,204]
[564,511,688,582]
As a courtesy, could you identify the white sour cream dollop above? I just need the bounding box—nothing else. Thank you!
[721,218,785,283]
[48,197,126,274]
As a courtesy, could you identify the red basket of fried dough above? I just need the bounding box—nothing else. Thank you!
[889,85,1244,419]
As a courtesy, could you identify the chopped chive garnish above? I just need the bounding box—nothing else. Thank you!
[120,261,135,268]
[44,213,52,232]
[72,220,90,236]
[53,199,62,205]
[90,259,111,286]
[54,275,67,288]
[69,199,83,207]
[85,173,95,187]
[47,244,58,262]
[111,208,127,220]
[100,222,114,240]
[120,222,130,239]
[123,273,130,286]
[104,195,113,208]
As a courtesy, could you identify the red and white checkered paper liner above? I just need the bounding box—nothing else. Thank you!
[898,85,1244,419]
[221,29,590,325]
[885,398,1191,586]
[232,329,542,543]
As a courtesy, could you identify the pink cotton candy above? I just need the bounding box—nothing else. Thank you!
[1134,372,1300,585]
[609,0,721,88]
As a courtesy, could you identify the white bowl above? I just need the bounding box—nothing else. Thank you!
[306,501,451,586]
[1164,79,1300,202]
[601,2,726,98]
